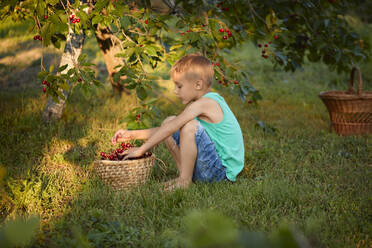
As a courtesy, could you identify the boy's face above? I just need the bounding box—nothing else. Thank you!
[172,71,200,105]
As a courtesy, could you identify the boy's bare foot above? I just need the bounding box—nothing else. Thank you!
[162,178,191,191]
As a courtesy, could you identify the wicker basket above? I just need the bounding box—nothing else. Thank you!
[93,154,155,190]
[318,67,372,136]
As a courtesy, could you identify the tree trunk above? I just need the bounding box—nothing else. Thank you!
[94,24,129,95]
[42,29,85,123]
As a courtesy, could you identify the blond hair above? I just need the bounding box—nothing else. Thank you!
[171,53,214,87]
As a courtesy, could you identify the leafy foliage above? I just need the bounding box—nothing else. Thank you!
[0,0,369,128]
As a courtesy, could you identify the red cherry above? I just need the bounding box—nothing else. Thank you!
[78,78,82,82]
[227,32,232,37]
[268,41,272,44]
[187,30,191,33]
[248,100,253,104]
[218,80,222,84]
[100,152,106,157]
[219,28,224,32]
[71,15,75,19]
[126,143,131,148]
[223,35,227,40]
[264,44,268,47]
[72,19,76,23]
[44,15,48,19]
[33,36,38,40]
[181,32,185,35]
[222,7,229,11]
[258,44,262,48]
[42,87,46,93]
[42,80,48,85]
[274,35,279,39]
[201,24,205,27]
[216,62,220,66]
[39,36,42,41]
[233,80,239,85]
[212,63,215,66]
[145,20,148,24]
[76,18,80,23]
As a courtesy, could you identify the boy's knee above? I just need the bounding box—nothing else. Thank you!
[161,115,176,126]
[180,120,198,136]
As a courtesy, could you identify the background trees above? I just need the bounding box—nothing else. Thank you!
[0,0,369,123]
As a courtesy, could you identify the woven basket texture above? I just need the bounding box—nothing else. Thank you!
[319,67,372,136]
[94,154,155,190]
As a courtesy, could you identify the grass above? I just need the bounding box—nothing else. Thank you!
[0,18,371,248]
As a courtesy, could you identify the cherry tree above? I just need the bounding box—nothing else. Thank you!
[0,0,368,126]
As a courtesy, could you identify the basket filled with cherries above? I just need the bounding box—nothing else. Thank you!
[94,142,154,190]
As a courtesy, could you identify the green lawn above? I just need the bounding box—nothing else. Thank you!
[0,18,371,248]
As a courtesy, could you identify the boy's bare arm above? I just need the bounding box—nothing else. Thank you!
[112,127,159,144]
[131,128,159,140]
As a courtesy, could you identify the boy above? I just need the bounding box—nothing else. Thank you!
[111,53,244,190]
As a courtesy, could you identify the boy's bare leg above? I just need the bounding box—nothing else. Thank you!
[162,136,181,189]
[164,120,198,190]
[161,115,181,171]
[164,136,181,172]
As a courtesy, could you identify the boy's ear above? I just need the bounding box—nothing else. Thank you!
[194,79,203,90]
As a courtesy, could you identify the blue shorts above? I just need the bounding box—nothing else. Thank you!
[172,122,228,182]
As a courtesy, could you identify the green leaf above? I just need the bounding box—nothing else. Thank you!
[265,14,272,30]
[92,15,103,25]
[78,53,87,63]
[94,0,109,12]
[38,70,48,80]
[47,0,59,4]
[56,90,66,100]
[136,86,147,100]
[93,80,103,88]
[120,16,131,28]
[60,81,70,91]
[275,52,288,66]
[125,47,136,58]
[81,62,96,66]
[72,0,80,9]
[57,64,68,73]
[144,45,158,57]
[125,83,137,89]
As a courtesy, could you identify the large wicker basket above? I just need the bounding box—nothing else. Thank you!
[94,154,155,190]
[318,67,372,136]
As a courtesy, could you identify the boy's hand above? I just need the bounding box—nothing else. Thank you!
[111,129,132,145]
[121,147,145,159]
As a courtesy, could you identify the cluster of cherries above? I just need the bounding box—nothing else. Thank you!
[258,35,278,59]
[219,28,232,40]
[100,142,152,161]
[69,14,80,24]
[42,80,50,93]
[216,1,229,11]
[33,35,42,41]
